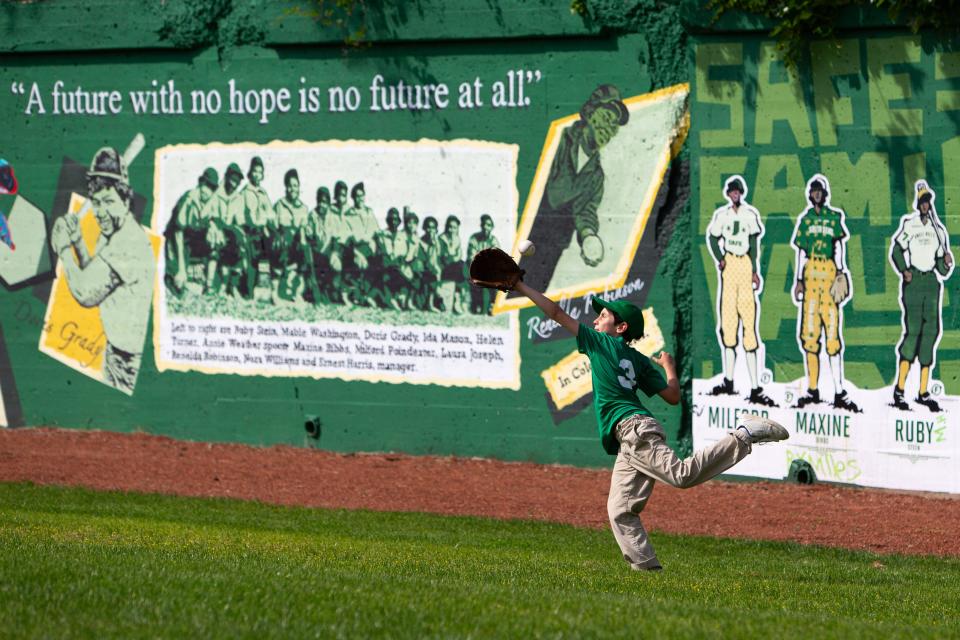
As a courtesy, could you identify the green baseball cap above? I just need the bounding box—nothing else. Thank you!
[591,297,645,342]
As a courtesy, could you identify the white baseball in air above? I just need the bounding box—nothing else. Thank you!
[518,239,536,257]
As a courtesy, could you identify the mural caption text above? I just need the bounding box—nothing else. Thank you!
[9,71,545,125]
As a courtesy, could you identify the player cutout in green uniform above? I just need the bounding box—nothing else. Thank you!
[511,279,788,571]
[393,208,423,311]
[890,181,954,412]
[790,175,859,412]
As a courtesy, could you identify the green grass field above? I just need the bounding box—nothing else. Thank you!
[2,482,958,639]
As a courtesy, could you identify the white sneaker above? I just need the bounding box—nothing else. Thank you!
[736,415,789,444]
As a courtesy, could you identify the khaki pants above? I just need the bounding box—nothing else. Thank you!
[607,414,751,569]
[719,253,758,351]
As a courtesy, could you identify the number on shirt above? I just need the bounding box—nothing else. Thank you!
[618,359,636,390]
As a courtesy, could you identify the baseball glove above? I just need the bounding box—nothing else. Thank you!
[470,247,524,292]
[829,272,850,304]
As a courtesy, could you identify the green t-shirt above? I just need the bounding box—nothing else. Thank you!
[793,205,846,260]
[576,325,667,455]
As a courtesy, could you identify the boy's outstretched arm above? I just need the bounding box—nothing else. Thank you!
[514,281,579,337]
[651,351,681,405]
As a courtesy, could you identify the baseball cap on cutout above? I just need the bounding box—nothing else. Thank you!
[726,178,744,194]
[591,297,645,342]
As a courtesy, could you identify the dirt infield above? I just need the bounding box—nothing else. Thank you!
[1,427,957,558]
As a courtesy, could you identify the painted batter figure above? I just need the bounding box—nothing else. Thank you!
[50,147,155,394]
[890,180,954,412]
[791,174,859,412]
[510,279,788,571]
[706,176,776,407]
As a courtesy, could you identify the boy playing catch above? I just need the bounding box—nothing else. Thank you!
[513,280,789,571]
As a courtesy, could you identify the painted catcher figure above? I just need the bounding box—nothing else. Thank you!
[470,251,789,571]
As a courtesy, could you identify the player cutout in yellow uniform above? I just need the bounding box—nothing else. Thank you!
[706,176,776,407]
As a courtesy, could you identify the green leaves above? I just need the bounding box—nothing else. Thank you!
[707,0,960,69]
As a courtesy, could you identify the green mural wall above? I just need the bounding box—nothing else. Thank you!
[689,22,960,492]
[0,0,689,468]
